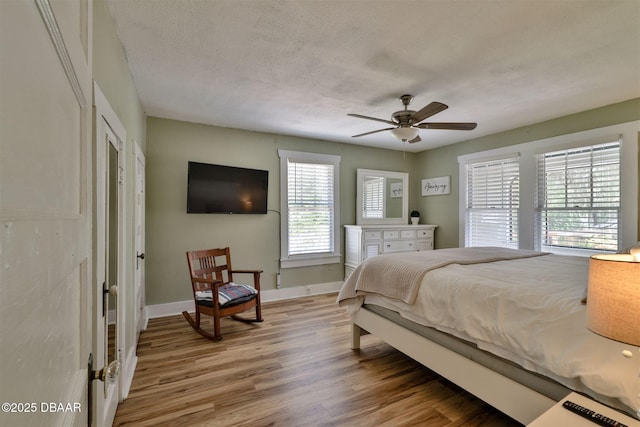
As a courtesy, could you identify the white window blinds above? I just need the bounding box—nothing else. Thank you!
[465,156,520,248]
[537,141,620,252]
[287,161,334,256]
[363,177,384,219]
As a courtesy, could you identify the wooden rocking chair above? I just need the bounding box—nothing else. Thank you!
[182,247,263,341]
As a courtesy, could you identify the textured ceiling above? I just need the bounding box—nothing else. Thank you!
[107,0,640,152]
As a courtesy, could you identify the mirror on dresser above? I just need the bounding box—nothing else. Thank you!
[347,169,437,279]
[356,169,408,225]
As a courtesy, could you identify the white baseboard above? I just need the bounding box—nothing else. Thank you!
[145,300,192,320]
[261,281,343,302]
[144,281,343,320]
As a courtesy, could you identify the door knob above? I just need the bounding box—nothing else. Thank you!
[108,285,118,297]
[91,359,120,383]
[88,354,121,426]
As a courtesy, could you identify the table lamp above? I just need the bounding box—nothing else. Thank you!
[586,250,640,419]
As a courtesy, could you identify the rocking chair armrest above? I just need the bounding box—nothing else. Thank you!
[229,269,262,290]
[191,277,224,291]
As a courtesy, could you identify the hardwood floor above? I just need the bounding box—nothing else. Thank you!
[114,294,521,426]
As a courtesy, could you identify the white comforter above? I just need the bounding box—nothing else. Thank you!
[346,252,639,418]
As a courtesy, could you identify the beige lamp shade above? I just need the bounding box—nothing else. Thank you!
[586,254,640,346]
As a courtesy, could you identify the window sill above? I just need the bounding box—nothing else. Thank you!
[541,245,613,257]
[280,254,342,269]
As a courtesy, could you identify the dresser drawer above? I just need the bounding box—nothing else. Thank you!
[401,230,417,239]
[364,231,382,240]
[417,240,433,250]
[383,240,416,253]
[383,230,400,239]
[418,229,433,239]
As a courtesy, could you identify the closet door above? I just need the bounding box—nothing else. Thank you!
[0,1,93,426]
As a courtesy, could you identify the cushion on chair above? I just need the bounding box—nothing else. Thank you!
[195,283,258,308]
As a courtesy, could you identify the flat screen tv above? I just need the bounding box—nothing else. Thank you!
[187,161,268,214]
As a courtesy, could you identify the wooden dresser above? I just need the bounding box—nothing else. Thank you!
[344,224,437,279]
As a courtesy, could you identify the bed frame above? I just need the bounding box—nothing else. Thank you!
[350,306,570,425]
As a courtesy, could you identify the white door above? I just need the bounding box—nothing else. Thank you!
[0,1,93,426]
[93,84,127,426]
[134,144,146,335]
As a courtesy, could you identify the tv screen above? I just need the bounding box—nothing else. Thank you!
[187,161,268,214]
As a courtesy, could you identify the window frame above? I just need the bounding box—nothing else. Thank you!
[536,142,621,253]
[458,121,638,255]
[278,149,341,268]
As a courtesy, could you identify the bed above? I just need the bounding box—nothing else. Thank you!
[337,247,639,424]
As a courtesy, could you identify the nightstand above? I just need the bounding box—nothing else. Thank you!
[527,392,639,426]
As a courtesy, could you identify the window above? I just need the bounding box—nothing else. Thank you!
[537,141,620,252]
[278,150,341,268]
[464,155,520,248]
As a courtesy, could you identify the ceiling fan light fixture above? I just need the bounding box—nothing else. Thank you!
[390,127,419,142]
[349,95,475,143]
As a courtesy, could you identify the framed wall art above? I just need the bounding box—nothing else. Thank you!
[421,176,450,196]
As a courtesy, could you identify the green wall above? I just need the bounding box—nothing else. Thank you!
[145,118,418,305]
[414,98,640,249]
[93,0,146,152]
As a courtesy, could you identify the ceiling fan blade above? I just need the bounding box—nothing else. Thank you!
[416,122,477,130]
[408,135,422,143]
[351,127,395,138]
[411,102,448,123]
[348,113,396,126]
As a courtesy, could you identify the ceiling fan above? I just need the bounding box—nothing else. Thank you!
[348,94,477,143]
